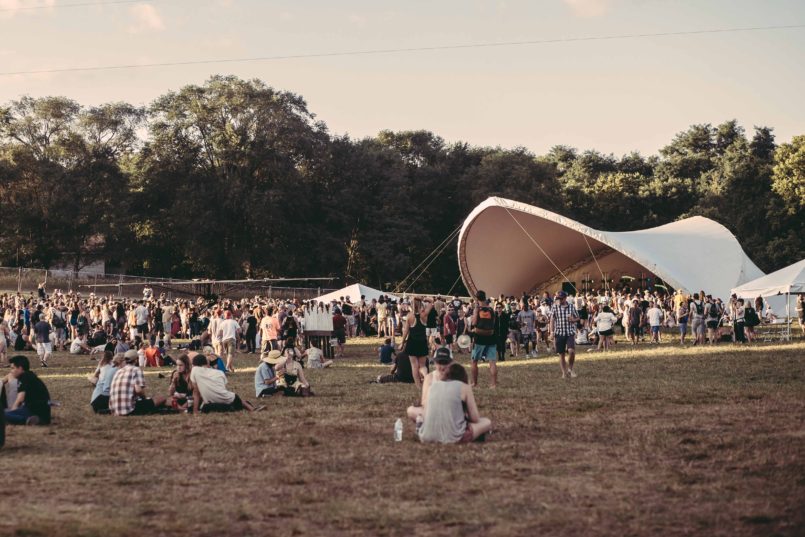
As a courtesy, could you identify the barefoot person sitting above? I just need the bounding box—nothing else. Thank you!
[406,351,491,444]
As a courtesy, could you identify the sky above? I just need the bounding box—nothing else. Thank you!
[0,0,803,156]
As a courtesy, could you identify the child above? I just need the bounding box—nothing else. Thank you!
[378,338,395,365]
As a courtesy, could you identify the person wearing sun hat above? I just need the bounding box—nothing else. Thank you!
[254,350,282,398]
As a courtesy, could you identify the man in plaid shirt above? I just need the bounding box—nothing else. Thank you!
[109,350,167,416]
[549,290,580,379]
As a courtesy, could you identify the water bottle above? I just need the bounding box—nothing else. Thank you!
[394,418,403,442]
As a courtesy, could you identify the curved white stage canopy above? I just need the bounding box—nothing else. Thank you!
[457,197,765,300]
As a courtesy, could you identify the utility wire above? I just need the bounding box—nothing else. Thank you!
[1,24,802,77]
[0,0,175,12]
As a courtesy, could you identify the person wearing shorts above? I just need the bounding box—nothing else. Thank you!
[689,294,706,345]
[549,291,580,379]
[33,318,52,368]
[470,291,498,388]
[676,302,689,345]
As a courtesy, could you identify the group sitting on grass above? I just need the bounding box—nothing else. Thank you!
[84,343,324,416]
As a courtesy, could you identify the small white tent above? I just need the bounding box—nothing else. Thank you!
[731,259,805,298]
[313,283,398,305]
[731,258,804,341]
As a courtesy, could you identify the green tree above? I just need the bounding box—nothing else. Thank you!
[772,135,805,214]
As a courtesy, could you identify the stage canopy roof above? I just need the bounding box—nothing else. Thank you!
[457,197,765,300]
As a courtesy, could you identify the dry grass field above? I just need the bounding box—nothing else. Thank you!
[1,336,804,537]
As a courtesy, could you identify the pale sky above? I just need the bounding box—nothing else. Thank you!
[1,0,803,155]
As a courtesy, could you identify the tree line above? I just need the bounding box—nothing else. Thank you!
[1,75,802,293]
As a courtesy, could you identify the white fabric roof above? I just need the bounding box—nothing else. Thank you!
[458,197,766,300]
[731,258,805,298]
[313,283,398,305]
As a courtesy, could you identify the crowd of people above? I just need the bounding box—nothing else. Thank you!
[2,282,803,446]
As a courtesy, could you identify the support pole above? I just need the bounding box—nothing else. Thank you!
[786,292,790,341]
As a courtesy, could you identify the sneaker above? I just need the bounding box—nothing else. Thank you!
[569,369,578,378]
[25,415,40,426]
[40,359,48,368]
[252,405,266,412]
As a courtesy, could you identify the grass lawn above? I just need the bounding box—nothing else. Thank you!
[1,336,804,537]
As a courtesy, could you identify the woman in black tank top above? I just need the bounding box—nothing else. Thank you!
[404,297,432,389]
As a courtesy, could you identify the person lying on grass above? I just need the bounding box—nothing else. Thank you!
[2,355,51,425]
[255,350,282,398]
[406,352,491,444]
[190,354,263,413]
[109,350,169,416]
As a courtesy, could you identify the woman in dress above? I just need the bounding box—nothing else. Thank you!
[403,297,433,389]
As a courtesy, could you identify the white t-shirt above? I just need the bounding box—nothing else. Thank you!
[306,347,324,368]
[218,319,240,342]
[208,317,221,342]
[595,312,617,331]
[70,337,84,354]
[190,366,235,405]
[647,307,664,327]
[134,305,149,325]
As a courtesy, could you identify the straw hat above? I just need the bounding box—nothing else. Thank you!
[262,350,282,365]
[457,334,472,349]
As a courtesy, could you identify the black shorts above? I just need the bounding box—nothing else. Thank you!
[555,334,576,354]
[333,330,346,344]
[91,394,110,413]
[131,398,157,415]
[706,320,719,329]
[137,323,148,334]
[258,387,278,398]
[231,395,244,411]
[444,334,454,345]
[599,329,614,336]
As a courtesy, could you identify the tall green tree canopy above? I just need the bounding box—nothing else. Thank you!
[0,77,801,290]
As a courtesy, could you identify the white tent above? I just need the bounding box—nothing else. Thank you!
[458,197,766,300]
[313,283,398,305]
[731,258,805,297]
[731,258,804,341]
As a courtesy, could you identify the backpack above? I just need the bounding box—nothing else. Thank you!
[745,307,759,327]
[52,313,65,329]
[474,306,495,336]
[694,301,704,315]
[708,303,719,319]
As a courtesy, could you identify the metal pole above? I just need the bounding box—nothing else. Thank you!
[786,292,790,341]
[17,267,21,293]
